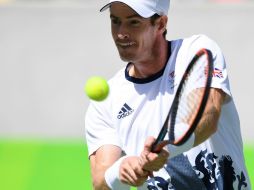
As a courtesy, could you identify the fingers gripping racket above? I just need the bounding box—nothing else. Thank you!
[151,48,213,153]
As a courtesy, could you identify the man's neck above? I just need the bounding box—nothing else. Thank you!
[129,39,169,79]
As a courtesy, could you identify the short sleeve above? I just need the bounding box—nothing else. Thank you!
[186,35,232,101]
[85,96,122,157]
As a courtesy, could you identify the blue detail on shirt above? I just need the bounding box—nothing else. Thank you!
[146,150,248,190]
[193,150,248,190]
[147,176,172,190]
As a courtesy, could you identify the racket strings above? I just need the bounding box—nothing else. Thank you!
[172,54,209,141]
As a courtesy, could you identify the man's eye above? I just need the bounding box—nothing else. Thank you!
[130,20,140,26]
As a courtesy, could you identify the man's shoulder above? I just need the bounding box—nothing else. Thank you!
[171,34,222,58]
[182,34,218,48]
[171,34,217,47]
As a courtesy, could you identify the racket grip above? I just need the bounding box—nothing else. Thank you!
[151,140,169,153]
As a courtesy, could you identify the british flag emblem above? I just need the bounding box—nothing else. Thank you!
[169,71,175,79]
[213,68,223,78]
[168,70,176,89]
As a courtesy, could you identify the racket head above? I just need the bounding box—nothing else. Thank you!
[152,48,213,152]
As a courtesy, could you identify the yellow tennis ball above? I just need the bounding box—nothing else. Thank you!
[84,76,109,101]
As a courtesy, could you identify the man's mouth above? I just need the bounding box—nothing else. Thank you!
[116,41,136,48]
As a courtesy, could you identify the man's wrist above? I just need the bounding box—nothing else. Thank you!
[104,156,129,190]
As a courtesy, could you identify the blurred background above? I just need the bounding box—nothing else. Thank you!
[0,0,253,189]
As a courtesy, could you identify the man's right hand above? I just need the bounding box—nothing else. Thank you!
[139,136,169,172]
[90,145,149,189]
[119,156,149,187]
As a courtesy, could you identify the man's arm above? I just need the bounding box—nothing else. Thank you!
[194,88,226,146]
[139,88,226,172]
[90,145,150,189]
[90,145,122,190]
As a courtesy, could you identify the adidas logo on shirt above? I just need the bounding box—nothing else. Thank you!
[117,103,134,119]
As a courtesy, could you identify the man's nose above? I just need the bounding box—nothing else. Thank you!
[117,25,130,40]
[117,33,130,39]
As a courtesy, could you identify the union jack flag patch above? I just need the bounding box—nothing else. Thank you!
[213,68,223,78]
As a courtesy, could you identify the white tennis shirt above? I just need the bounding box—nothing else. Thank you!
[85,35,251,190]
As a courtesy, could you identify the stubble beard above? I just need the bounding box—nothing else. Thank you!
[117,47,136,63]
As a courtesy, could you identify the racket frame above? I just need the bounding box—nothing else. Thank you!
[151,48,213,153]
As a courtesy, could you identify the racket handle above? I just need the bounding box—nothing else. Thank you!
[151,119,169,153]
[151,140,169,153]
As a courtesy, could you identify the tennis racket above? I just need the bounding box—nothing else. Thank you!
[151,48,213,153]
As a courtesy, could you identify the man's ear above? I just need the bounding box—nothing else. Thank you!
[157,15,168,34]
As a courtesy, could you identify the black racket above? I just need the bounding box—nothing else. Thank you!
[151,48,213,153]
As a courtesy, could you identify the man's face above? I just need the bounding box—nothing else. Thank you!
[110,3,159,63]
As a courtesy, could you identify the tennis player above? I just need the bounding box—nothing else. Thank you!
[85,0,251,189]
